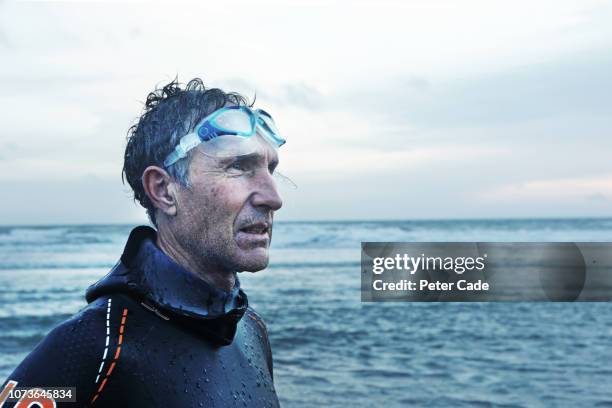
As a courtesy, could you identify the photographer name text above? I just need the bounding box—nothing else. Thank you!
[372,279,489,291]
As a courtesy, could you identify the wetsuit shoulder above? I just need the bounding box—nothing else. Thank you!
[244,307,274,379]
[0,296,129,407]
[244,307,270,338]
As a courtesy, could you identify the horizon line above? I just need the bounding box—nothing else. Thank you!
[1,215,612,228]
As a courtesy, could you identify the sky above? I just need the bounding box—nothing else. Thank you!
[0,0,611,224]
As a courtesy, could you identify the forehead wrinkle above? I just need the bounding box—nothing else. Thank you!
[230,139,279,166]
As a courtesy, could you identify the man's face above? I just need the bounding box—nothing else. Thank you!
[170,134,283,274]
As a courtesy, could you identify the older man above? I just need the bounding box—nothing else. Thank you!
[1,78,283,407]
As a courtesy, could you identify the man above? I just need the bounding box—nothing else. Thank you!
[1,78,283,407]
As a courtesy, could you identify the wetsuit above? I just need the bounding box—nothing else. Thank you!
[1,226,280,407]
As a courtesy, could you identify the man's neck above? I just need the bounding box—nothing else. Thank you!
[156,230,236,292]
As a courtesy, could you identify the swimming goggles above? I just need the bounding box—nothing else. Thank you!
[164,106,286,167]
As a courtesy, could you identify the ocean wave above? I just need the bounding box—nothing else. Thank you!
[0,263,114,270]
[0,314,72,330]
[0,225,130,247]
[269,261,360,269]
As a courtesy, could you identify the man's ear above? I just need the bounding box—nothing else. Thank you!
[142,166,178,217]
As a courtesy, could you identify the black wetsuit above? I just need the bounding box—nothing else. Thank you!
[1,226,280,407]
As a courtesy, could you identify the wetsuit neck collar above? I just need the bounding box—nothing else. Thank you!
[86,226,249,345]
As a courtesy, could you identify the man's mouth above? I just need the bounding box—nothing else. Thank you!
[238,222,270,237]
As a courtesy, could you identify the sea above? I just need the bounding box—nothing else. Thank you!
[1,219,612,407]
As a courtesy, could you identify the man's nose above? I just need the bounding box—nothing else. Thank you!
[251,171,283,211]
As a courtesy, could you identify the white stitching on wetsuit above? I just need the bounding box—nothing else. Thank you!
[94,298,112,384]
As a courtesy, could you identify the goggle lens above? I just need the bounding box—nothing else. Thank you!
[200,134,261,158]
[211,108,254,136]
[256,111,284,146]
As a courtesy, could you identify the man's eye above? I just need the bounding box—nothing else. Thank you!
[226,161,254,176]
[268,161,278,175]
[229,162,246,171]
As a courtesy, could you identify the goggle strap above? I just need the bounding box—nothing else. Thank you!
[163,132,201,167]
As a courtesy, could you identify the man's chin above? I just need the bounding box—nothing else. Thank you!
[235,248,270,272]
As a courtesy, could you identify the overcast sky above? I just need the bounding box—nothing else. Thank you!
[0,0,611,224]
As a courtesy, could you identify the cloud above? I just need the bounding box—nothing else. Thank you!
[480,175,612,202]
[286,145,509,176]
[271,83,324,110]
[336,49,612,129]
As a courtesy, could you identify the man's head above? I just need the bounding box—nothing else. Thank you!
[123,78,283,276]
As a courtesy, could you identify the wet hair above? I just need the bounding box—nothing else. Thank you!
[122,77,251,226]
